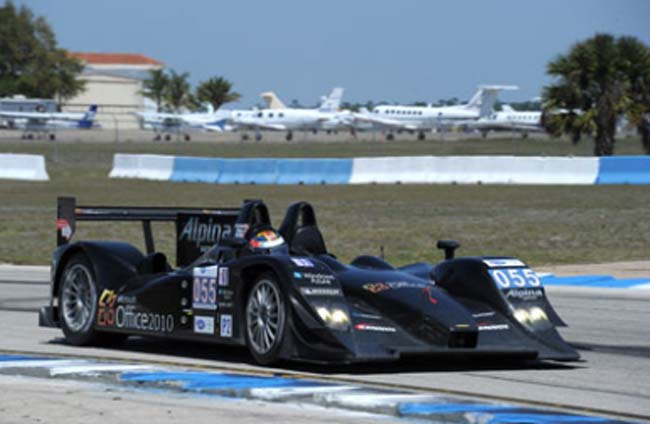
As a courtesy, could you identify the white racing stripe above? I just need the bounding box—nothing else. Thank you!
[250,385,357,400]
[632,283,650,289]
[49,363,156,376]
[0,359,85,369]
[317,392,440,408]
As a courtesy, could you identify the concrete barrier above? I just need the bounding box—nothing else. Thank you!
[170,156,222,183]
[276,158,353,184]
[0,154,49,181]
[596,156,650,184]
[218,159,278,184]
[350,156,599,185]
[109,154,174,180]
[109,153,650,185]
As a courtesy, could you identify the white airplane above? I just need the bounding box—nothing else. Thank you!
[0,105,98,140]
[471,105,544,138]
[260,92,286,109]
[231,87,345,141]
[135,105,230,141]
[362,85,518,140]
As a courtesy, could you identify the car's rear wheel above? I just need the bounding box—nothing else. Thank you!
[58,253,126,346]
[245,272,288,365]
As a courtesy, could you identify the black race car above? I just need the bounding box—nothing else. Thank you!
[40,197,579,365]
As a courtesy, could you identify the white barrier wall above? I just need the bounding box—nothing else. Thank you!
[109,154,175,180]
[350,156,599,185]
[0,154,49,181]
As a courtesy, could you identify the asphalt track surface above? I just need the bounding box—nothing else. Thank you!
[0,266,648,422]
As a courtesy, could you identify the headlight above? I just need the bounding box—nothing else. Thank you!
[514,307,548,325]
[315,306,350,330]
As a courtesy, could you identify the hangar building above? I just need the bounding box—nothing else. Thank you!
[64,52,164,130]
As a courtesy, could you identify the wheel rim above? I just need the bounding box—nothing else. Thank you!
[61,264,96,332]
[246,279,284,355]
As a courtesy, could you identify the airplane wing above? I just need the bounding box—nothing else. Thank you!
[353,113,419,130]
[0,111,84,122]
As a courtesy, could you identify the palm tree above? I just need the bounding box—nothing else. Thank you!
[195,77,241,110]
[617,36,650,154]
[165,70,191,112]
[142,69,169,112]
[543,34,650,156]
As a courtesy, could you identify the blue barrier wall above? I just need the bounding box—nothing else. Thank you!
[170,157,222,183]
[114,154,650,185]
[596,156,650,184]
[218,159,278,184]
[276,159,353,184]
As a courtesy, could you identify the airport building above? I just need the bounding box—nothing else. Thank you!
[63,52,164,130]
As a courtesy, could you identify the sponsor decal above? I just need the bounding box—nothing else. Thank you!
[194,316,214,335]
[176,213,237,267]
[472,311,496,318]
[218,267,229,287]
[56,218,72,241]
[477,323,510,331]
[483,259,526,268]
[354,323,396,333]
[97,289,117,327]
[300,287,342,296]
[234,223,249,238]
[117,294,136,305]
[301,272,335,285]
[489,268,541,289]
[422,286,438,304]
[351,312,382,320]
[179,217,233,249]
[363,281,426,293]
[115,305,174,333]
[505,288,544,300]
[192,266,218,310]
[293,271,303,279]
[291,258,314,268]
[220,314,233,337]
[363,282,390,293]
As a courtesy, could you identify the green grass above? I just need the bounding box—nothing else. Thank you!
[1,138,648,267]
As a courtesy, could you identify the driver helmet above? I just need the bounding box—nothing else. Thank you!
[249,229,285,250]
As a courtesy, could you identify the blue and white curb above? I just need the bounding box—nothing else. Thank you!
[540,274,650,289]
[0,354,633,423]
[109,153,650,185]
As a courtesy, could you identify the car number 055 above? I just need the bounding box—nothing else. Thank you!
[489,268,541,289]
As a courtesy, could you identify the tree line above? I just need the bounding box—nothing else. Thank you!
[141,69,240,113]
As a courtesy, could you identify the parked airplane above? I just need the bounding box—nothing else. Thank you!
[363,85,518,140]
[231,87,345,141]
[135,105,230,141]
[0,105,98,140]
[471,105,544,138]
[260,92,286,109]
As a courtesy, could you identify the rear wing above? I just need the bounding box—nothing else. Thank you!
[56,197,241,267]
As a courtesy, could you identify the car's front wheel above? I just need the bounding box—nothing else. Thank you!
[245,272,288,365]
[58,253,127,346]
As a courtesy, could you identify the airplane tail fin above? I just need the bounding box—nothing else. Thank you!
[260,92,286,109]
[319,87,344,112]
[465,85,518,118]
[78,104,98,128]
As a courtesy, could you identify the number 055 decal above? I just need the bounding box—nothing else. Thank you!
[488,268,541,289]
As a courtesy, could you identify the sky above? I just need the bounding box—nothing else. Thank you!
[12,0,650,107]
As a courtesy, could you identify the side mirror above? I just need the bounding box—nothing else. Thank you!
[437,240,460,260]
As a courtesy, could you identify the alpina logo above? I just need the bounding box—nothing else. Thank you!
[178,217,233,247]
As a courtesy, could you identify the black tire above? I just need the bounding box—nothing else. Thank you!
[244,272,289,365]
[58,253,127,346]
